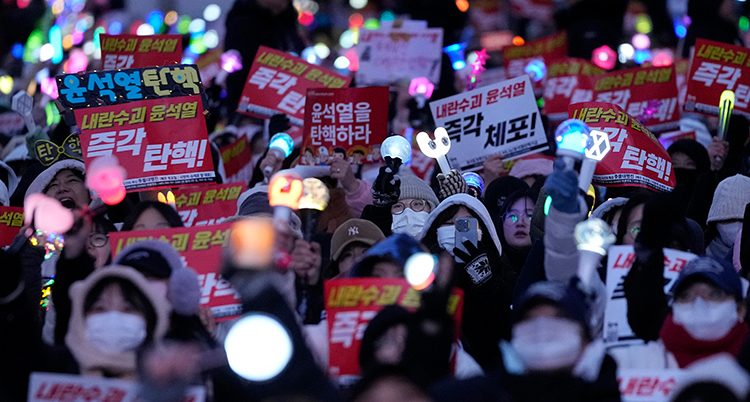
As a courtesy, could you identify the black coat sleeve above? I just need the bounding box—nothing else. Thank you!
[52,252,96,344]
[623,247,669,342]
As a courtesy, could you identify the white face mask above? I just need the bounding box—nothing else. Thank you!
[391,209,429,238]
[511,316,583,371]
[437,226,456,255]
[85,311,147,354]
[672,297,739,341]
[717,222,743,246]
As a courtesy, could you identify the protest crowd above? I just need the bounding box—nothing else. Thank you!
[7,0,750,401]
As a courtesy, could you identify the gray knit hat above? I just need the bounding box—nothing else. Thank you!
[398,173,439,209]
[707,174,750,224]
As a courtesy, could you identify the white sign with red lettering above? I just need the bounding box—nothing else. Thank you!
[28,372,205,402]
[604,246,697,347]
[617,369,684,402]
[430,75,549,172]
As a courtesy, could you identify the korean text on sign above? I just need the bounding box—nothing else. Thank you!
[355,27,444,86]
[617,370,684,402]
[0,206,23,248]
[100,34,182,70]
[604,245,697,347]
[502,31,567,81]
[685,38,750,118]
[111,223,241,321]
[237,46,351,126]
[173,182,247,227]
[302,86,389,165]
[569,102,676,192]
[430,75,548,172]
[75,95,214,191]
[543,58,604,120]
[56,64,203,111]
[325,278,463,387]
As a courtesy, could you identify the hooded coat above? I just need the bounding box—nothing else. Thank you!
[418,194,511,369]
[0,263,170,401]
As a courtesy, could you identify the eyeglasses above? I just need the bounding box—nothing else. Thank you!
[88,233,109,248]
[503,210,533,224]
[392,199,428,215]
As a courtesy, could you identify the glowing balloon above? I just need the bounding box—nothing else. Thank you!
[591,45,617,70]
[443,43,467,70]
[230,218,275,268]
[65,49,88,73]
[221,50,242,73]
[24,193,75,234]
[408,77,435,100]
[299,178,330,211]
[381,135,412,164]
[525,59,547,82]
[405,253,437,290]
[268,172,303,210]
[86,155,127,205]
[225,314,293,381]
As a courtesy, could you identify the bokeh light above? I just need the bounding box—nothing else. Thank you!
[203,4,221,22]
[512,36,525,46]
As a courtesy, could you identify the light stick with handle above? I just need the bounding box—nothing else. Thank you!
[719,90,735,141]
[416,127,452,174]
[12,91,35,133]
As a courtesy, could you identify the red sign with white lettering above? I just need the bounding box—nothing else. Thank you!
[237,46,352,126]
[74,95,215,191]
[111,223,240,322]
[685,38,750,118]
[569,102,676,192]
[100,34,182,70]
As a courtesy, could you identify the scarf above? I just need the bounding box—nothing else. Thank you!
[660,313,748,368]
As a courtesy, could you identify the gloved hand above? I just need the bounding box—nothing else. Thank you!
[544,158,579,214]
[437,169,468,201]
[269,114,290,135]
[371,164,400,207]
[453,240,493,287]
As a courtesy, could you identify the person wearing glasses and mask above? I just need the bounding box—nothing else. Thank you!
[46,216,118,345]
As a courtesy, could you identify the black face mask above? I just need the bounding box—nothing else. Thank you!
[672,168,700,201]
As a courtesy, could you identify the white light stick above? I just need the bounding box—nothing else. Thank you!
[719,90,735,141]
[416,127,452,173]
[574,218,615,289]
[12,91,35,133]
[580,129,611,192]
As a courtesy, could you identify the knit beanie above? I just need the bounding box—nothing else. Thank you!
[398,173,439,210]
[707,174,750,224]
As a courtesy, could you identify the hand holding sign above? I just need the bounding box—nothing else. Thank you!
[416,127,452,174]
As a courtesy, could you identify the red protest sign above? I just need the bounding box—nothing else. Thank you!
[585,66,680,132]
[569,102,676,192]
[325,278,463,387]
[675,59,690,109]
[301,86,389,165]
[100,34,182,70]
[543,58,604,120]
[502,31,567,81]
[237,46,352,126]
[0,206,23,247]
[29,372,205,402]
[684,38,750,118]
[219,135,252,179]
[111,223,241,321]
[173,182,247,227]
[74,95,214,191]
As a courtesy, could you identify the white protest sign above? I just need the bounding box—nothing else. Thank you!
[28,372,205,402]
[617,369,684,402]
[604,245,697,347]
[429,75,549,171]
[356,26,443,86]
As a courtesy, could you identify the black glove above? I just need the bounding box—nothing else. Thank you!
[269,114,290,135]
[544,158,580,214]
[437,169,468,201]
[372,164,401,207]
[453,240,493,287]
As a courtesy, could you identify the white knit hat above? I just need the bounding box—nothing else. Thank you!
[24,159,86,201]
[707,174,750,224]
[398,173,439,209]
